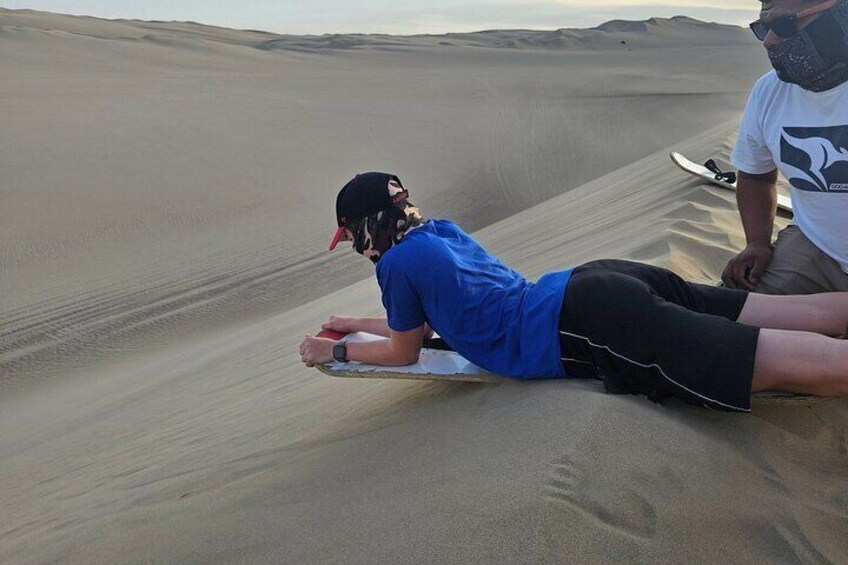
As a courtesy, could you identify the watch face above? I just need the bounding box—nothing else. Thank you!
[333,343,347,362]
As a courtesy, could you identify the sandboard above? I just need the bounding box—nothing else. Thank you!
[670,152,793,214]
[751,391,836,405]
[314,330,505,383]
[314,330,833,404]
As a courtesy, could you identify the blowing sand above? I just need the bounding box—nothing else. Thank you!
[2,8,847,564]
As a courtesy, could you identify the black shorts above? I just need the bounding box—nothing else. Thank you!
[558,260,759,413]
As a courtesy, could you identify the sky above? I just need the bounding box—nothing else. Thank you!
[0,1,761,35]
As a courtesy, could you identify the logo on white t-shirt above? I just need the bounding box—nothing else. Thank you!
[780,126,848,193]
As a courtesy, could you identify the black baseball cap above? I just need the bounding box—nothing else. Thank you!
[329,172,408,250]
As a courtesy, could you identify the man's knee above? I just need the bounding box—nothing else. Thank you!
[752,271,807,295]
[753,226,846,295]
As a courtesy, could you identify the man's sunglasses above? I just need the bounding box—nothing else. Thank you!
[749,0,838,41]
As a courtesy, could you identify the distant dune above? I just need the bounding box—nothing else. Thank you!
[0,8,754,52]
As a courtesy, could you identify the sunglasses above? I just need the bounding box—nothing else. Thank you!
[749,0,839,41]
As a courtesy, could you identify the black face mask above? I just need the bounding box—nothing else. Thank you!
[767,2,848,92]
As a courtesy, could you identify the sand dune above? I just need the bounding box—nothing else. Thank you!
[1,9,768,380]
[2,9,846,565]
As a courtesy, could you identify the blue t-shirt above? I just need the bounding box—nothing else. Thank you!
[375,219,572,379]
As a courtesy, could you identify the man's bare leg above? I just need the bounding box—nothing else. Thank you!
[752,329,848,396]
[738,293,848,337]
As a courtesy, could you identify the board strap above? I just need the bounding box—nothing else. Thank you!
[703,159,737,184]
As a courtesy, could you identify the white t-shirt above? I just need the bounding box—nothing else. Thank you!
[732,71,848,273]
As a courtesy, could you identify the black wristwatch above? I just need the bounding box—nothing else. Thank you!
[332,341,348,363]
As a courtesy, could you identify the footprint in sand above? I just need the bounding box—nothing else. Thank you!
[544,454,658,541]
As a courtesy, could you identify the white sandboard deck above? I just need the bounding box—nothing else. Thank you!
[670,152,794,213]
[315,331,505,383]
[315,332,830,404]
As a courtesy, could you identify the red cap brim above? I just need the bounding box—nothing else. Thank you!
[328,226,346,251]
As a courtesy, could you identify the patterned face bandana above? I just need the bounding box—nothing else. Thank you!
[767,0,848,92]
[349,204,425,263]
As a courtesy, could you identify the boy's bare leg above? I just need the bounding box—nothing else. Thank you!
[752,329,848,396]
[738,293,848,337]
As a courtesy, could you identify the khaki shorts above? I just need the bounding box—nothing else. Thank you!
[754,225,848,295]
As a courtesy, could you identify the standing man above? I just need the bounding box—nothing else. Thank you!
[723,0,848,293]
